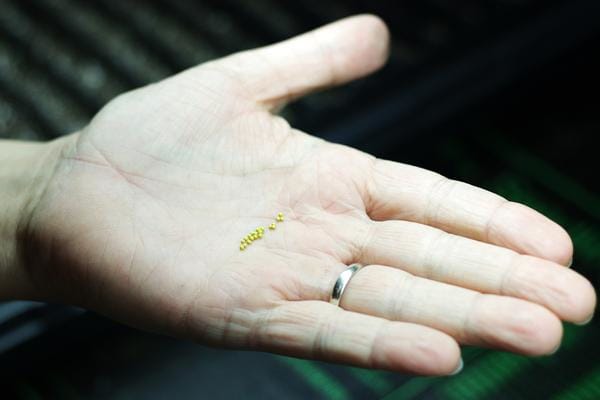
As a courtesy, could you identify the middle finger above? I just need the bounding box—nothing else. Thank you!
[352,220,595,324]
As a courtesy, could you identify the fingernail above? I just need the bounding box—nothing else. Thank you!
[567,258,573,268]
[575,314,594,326]
[550,342,561,355]
[450,358,463,375]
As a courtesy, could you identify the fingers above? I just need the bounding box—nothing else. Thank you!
[366,159,573,265]
[338,265,563,355]
[357,220,596,324]
[207,14,390,109]
[252,300,461,375]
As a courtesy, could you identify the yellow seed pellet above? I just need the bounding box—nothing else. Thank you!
[240,220,279,249]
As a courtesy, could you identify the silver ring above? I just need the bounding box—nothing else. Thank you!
[330,263,363,307]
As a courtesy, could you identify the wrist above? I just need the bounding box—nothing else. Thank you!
[0,136,70,299]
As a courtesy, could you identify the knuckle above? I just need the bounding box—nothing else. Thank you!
[386,269,413,318]
[312,308,341,359]
[354,222,379,262]
[423,177,461,227]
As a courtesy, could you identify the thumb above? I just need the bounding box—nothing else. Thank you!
[205,14,390,110]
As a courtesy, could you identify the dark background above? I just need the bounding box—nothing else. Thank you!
[0,1,599,399]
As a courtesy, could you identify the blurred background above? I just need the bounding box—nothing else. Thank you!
[1,0,599,399]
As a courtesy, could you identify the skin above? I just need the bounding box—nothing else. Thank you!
[0,15,595,376]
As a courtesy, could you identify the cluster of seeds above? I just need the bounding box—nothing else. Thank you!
[240,226,265,251]
[239,213,284,251]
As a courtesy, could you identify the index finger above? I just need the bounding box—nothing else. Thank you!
[365,159,573,265]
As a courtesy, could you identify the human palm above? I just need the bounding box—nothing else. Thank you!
[23,16,594,375]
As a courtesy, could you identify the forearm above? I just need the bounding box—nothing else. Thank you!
[0,138,64,299]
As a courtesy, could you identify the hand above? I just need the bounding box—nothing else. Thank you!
[14,15,595,376]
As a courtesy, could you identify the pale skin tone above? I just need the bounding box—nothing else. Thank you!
[0,15,596,376]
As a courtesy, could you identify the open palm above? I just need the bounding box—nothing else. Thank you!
[23,16,595,375]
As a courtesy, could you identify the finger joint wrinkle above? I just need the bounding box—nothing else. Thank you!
[423,176,455,226]
[483,199,510,243]
[311,306,339,360]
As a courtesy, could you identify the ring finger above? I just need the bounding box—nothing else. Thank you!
[334,264,563,355]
